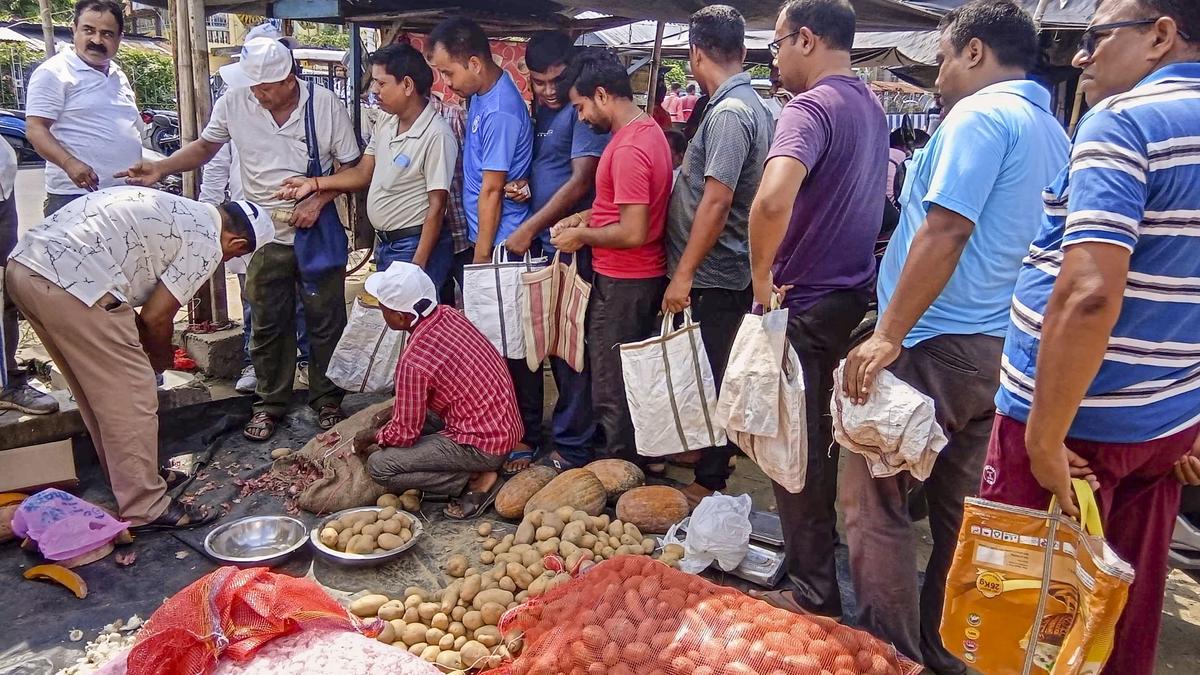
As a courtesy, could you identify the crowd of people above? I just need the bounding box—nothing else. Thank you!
[2,0,1200,672]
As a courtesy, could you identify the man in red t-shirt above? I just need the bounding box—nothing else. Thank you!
[551,48,672,465]
[681,83,700,121]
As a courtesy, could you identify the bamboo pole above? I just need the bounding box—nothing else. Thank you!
[37,0,55,59]
[646,20,665,114]
[172,0,197,200]
[186,0,225,323]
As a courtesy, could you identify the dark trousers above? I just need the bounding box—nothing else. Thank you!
[690,284,754,491]
[0,196,20,388]
[509,246,597,465]
[588,273,667,462]
[773,289,869,618]
[840,333,1003,674]
[983,415,1199,675]
[366,433,506,496]
[246,243,346,418]
[44,192,81,217]
[237,273,310,367]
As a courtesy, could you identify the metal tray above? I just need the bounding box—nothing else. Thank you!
[309,506,424,567]
[748,510,784,547]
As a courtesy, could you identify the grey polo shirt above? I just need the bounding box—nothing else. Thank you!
[365,102,457,234]
[666,72,774,290]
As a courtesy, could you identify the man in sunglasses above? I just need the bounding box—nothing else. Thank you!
[982,1,1200,672]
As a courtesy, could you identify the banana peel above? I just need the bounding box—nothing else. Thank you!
[24,564,88,599]
[0,492,28,507]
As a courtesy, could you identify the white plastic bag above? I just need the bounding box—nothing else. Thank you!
[729,343,808,493]
[716,308,789,436]
[462,244,546,359]
[663,492,753,573]
[327,296,407,393]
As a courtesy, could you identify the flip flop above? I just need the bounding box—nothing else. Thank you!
[537,452,586,473]
[444,479,503,520]
[501,449,536,477]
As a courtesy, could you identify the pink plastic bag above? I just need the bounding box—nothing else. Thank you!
[12,488,130,560]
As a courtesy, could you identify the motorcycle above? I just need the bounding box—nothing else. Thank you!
[140,109,180,156]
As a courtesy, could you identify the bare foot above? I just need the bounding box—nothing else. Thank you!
[466,470,498,494]
[680,482,714,510]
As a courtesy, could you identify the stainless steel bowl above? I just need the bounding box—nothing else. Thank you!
[309,506,424,568]
[203,515,309,567]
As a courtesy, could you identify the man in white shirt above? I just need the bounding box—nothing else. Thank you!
[6,188,275,530]
[277,43,457,285]
[121,37,361,441]
[25,0,142,216]
[0,141,58,415]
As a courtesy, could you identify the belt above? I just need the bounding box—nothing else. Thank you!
[375,226,422,243]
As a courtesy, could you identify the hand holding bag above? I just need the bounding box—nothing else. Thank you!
[463,244,545,359]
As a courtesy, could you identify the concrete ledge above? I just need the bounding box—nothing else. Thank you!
[182,327,244,379]
[0,382,212,451]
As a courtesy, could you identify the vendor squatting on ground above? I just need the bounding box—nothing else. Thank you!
[3,0,1200,673]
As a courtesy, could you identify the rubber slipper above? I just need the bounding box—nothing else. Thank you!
[537,452,586,473]
[444,479,503,520]
[160,468,191,490]
[131,499,220,533]
[501,449,536,477]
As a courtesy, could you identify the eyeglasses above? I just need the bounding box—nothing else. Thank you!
[1079,18,1193,56]
[768,30,800,58]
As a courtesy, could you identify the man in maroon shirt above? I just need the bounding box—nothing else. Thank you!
[551,49,673,468]
[363,262,523,519]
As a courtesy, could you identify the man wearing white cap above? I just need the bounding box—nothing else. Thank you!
[362,262,523,519]
[5,187,275,530]
[120,36,362,441]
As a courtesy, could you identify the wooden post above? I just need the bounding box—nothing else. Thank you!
[173,0,197,199]
[186,0,226,323]
[37,0,55,59]
[646,20,665,114]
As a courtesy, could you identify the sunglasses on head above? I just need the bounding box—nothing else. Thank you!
[1079,17,1192,56]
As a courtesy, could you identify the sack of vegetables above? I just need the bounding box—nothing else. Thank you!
[483,555,917,675]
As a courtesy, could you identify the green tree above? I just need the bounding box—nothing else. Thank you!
[662,59,687,87]
[0,0,74,22]
[114,46,176,109]
[748,64,771,79]
[0,42,42,108]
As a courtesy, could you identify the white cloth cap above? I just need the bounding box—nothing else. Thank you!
[229,200,276,252]
[218,37,294,89]
[364,263,438,317]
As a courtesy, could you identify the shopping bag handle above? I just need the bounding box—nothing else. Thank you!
[491,243,535,266]
[1049,478,1103,537]
[660,308,696,336]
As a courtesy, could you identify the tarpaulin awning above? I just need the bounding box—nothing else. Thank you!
[906,0,1092,28]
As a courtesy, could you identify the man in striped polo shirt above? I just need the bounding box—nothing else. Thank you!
[982,1,1200,672]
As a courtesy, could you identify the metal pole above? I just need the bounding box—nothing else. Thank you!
[37,0,55,59]
[647,20,664,113]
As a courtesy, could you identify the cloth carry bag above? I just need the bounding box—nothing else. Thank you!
[326,294,407,393]
[940,479,1132,675]
[725,343,808,493]
[294,82,349,295]
[620,309,726,457]
[715,301,790,436]
[520,252,591,373]
[463,244,545,359]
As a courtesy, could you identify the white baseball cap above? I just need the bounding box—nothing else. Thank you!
[364,263,438,318]
[218,37,294,89]
[229,200,276,251]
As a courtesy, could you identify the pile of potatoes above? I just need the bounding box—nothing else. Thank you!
[376,489,422,512]
[347,582,523,673]
[317,507,416,555]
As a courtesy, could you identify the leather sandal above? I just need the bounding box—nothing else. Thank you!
[243,411,277,442]
[131,499,220,533]
[318,405,346,430]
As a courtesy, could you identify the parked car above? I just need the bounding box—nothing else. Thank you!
[0,109,41,163]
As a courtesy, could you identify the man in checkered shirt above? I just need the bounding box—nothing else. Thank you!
[363,262,523,519]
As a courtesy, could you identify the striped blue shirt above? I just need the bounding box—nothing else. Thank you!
[997,63,1200,443]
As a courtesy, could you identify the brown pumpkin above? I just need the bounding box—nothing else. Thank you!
[523,469,607,517]
[615,486,689,534]
[494,465,558,519]
[584,459,645,500]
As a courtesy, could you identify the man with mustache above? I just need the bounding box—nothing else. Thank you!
[26,0,142,216]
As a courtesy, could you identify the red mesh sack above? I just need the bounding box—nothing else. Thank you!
[125,566,379,675]
[485,556,919,675]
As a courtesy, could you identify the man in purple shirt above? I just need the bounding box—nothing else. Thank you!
[747,0,886,619]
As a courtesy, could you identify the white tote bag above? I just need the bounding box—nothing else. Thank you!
[715,307,790,436]
[327,295,408,393]
[463,244,546,359]
[728,344,808,493]
[620,309,726,458]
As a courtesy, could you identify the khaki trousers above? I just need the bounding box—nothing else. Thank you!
[5,262,169,525]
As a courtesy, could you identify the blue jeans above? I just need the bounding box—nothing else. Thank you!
[375,231,452,289]
[238,274,310,367]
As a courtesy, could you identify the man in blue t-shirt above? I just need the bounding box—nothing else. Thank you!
[983,2,1200,672]
[426,17,533,266]
[839,2,1068,671]
[497,33,610,474]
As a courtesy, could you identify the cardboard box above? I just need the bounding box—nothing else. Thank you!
[0,439,78,492]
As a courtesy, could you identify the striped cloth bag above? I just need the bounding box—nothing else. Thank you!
[521,252,591,373]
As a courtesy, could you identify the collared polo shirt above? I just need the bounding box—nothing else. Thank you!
[11,187,222,307]
[667,73,773,291]
[26,49,143,196]
[877,79,1069,347]
[202,82,361,245]
[364,102,457,235]
[997,63,1200,443]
